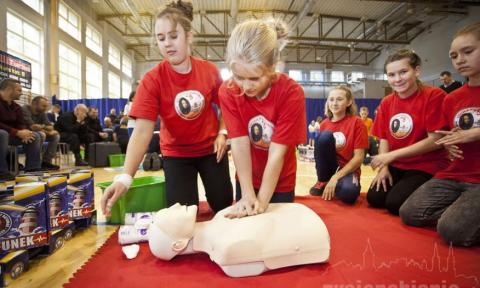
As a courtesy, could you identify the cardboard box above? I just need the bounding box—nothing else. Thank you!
[15,176,70,230]
[67,171,94,220]
[0,183,49,253]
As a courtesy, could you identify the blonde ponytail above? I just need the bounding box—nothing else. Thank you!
[226,18,289,69]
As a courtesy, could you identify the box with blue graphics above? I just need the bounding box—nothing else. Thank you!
[0,182,49,253]
[67,171,94,220]
[15,176,70,230]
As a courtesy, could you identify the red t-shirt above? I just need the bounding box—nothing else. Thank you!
[129,57,222,157]
[435,84,480,183]
[219,74,307,192]
[320,115,368,177]
[371,86,448,175]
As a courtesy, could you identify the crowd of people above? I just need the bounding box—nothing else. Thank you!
[0,85,135,180]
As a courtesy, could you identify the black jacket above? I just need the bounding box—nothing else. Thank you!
[54,112,87,135]
[85,116,102,135]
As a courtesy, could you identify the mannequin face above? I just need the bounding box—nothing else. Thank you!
[150,203,198,259]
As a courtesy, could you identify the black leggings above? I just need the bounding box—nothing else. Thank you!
[366,165,433,215]
[162,154,233,213]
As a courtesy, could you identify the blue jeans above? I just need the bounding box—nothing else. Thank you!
[39,132,60,163]
[0,129,42,172]
[314,131,360,204]
[400,178,480,247]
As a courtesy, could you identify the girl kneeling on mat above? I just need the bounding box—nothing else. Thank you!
[219,19,307,218]
[400,22,480,247]
[367,49,448,215]
[309,86,368,204]
[101,1,233,216]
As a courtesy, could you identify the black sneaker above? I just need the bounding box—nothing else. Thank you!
[0,172,16,181]
[309,181,327,196]
[151,154,163,171]
[75,160,89,167]
[142,153,153,171]
[41,162,60,171]
[24,168,44,173]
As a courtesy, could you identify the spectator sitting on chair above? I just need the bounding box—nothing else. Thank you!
[0,78,42,180]
[86,107,109,142]
[54,104,89,166]
[85,107,109,160]
[108,108,120,125]
[439,71,463,94]
[47,104,61,123]
[113,116,129,154]
[22,96,60,170]
[103,117,114,141]
[104,117,113,129]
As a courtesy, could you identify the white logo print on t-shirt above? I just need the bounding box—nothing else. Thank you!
[390,113,413,139]
[333,132,346,151]
[174,90,205,120]
[454,107,480,130]
[248,115,275,150]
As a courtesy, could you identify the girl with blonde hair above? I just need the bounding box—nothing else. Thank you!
[309,86,368,204]
[219,19,306,218]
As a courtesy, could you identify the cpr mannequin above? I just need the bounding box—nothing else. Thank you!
[148,203,330,277]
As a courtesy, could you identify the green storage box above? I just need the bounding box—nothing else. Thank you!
[97,176,166,224]
[108,154,126,167]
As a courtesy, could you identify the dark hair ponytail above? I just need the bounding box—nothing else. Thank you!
[384,48,423,89]
[156,0,193,33]
[384,49,422,73]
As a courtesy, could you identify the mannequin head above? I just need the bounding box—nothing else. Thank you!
[148,203,198,260]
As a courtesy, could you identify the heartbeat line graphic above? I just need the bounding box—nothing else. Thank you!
[321,239,479,287]
[34,234,48,243]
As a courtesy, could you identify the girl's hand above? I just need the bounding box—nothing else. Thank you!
[435,127,466,146]
[370,153,395,170]
[322,176,338,201]
[445,144,464,160]
[370,166,393,192]
[214,134,227,163]
[225,196,259,219]
[254,198,270,215]
[101,181,129,216]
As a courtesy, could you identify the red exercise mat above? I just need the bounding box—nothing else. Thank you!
[65,196,480,288]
